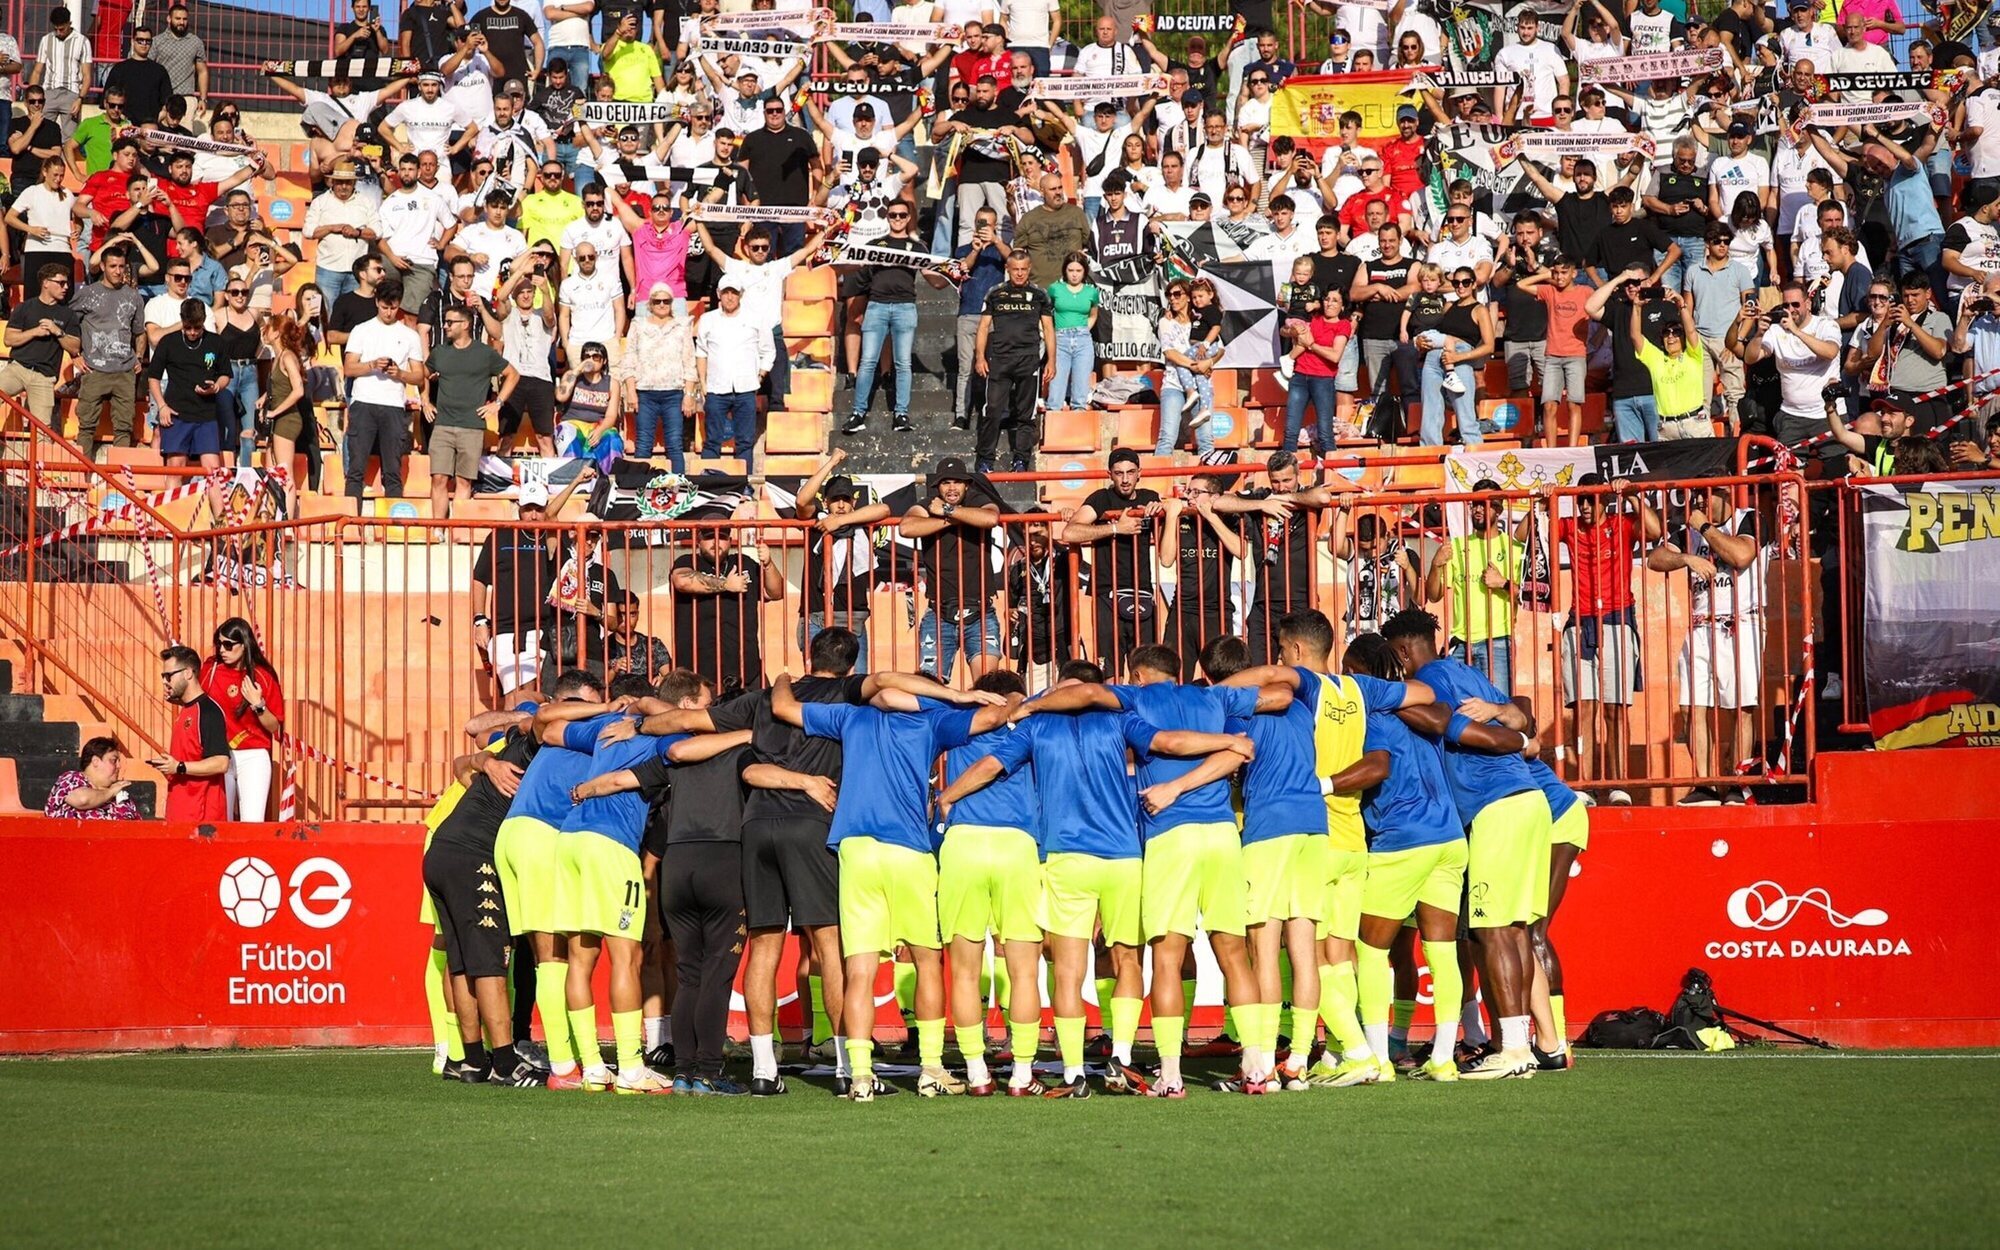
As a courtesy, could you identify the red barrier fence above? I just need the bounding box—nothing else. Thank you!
[8,0,343,109]
[5,743,1994,1054]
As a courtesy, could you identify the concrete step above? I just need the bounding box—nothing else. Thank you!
[0,658,12,696]
[0,719,79,758]
[0,693,46,722]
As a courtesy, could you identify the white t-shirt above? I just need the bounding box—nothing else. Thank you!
[1340,4,1390,55]
[446,51,499,128]
[1072,40,1147,112]
[1779,23,1840,69]
[833,170,907,242]
[1966,92,2000,182]
[560,266,623,352]
[345,316,425,407]
[1832,43,1896,74]
[387,95,463,162]
[1192,140,1255,198]
[1772,142,1834,233]
[1493,39,1567,121]
[668,128,718,169]
[1076,124,1131,200]
[1762,315,1841,417]
[146,291,216,331]
[558,214,631,272]
[1148,182,1195,219]
[1000,0,1060,48]
[1728,219,1772,278]
[1791,200,1842,282]
[1627,10,1678,54]
[10,185,77,254]
[1569,113,1632,182]
[454,221,528,297]
[1709,151,1771,214]
[378,187,455,265]
[548,9,593,48]
[717,254,795,325]
[1427,235,1495,300]
[1944,214,2000,295]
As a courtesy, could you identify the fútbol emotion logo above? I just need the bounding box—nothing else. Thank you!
[1706,880,1911,960]
[218,856,354,1006]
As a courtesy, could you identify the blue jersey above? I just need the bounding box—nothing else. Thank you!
[1227,666,1330,846]
[944,725,1041,845]
[1413,657,1537,824]
[801,699,978,853]
[1526,756,1580,822]
[1015,707,1146,861]
[1359,710,1463,852]
[505,711,620,827]
[1109,681,1261,841]
[559,718,684,854]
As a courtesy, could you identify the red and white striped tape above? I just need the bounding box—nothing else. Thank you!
[2,470,224,557]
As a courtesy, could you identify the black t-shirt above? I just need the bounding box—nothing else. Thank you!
[473,530,555,634]
[433,729,539,853]
[7,116,63,185]
[401,1,458,65]
[469,5,537,82]
[1093,211,1147,267]
[1173,514,1236,620]
[716,672,868,825]
[336,20,392,88]
[1081,485,1162,594]
[922,516,995,618]
[1310,252,1360,304]
[1501,278,1548,342]
[631,742,752,845]
[1591,215,1673,278]
[529,84,581,140]
[859,235,921,303]
[1360,255,1414,340]
[1554,190,1612,269]
[739,125,816,206]
[672,550,763,692]
[1651,170,1712,240]
[1602,291,1675,398]
[1240,487,1312,607]
[4,298,80,376]
[105,58,173,127]
[1712,9,1763,58]
[951,107,1021,184]
[145,328,229,419]
[982,280,1051,354]
[330,289,378,340]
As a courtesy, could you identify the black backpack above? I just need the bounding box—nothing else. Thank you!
[1578,1007,1670,1049]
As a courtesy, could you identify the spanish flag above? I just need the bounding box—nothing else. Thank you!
[1270,71,1423,143]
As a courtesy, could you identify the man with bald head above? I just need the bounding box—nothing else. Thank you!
[1012,174,1091,287]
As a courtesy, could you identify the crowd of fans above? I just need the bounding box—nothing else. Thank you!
[3,1,2000,490]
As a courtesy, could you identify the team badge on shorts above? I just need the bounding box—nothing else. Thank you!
[619,909,634,932]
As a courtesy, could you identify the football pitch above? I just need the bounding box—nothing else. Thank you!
[3,1049,1994,1249]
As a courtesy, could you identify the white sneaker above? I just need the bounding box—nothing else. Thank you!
[1608,788,1633,806]
[1278,355,1296,379]
[614,1065,673,1096]
[1440,369,1465,396]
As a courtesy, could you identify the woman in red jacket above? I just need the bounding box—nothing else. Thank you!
[200,617,285,821]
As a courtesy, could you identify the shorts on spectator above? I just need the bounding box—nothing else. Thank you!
[1560,621,1640,706]
[158,413,222,459]
[1677,620,1762,710]
[429,425,485,480]
[490,630,543,694]
[1542,354,1587,405]
[1505,340,1545,393]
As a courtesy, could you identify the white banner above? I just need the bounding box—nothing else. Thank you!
[832,240,952,269]
[1807,100,1947,129]
[1497,130,1657,160]
[1030,74,1168,101]
[694,33,810,59]
[576,101,688,125]
[1579,47,1726,84]
[815,21,960,44]
[696,203,834,224]
[262,58,417,78]
[701,10,818,35]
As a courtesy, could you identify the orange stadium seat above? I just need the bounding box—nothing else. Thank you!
[781,299,834,336]
[785,266,836,301]
[1041,408,1099,453]
[1114,407,1158,448]
[784,369,834,413]
[765,410,824,455]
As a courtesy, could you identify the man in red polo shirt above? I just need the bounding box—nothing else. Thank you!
[950,22,1013,92]
[1380,105,1427,202]
[150,645,230,821]
[154,148,262,230]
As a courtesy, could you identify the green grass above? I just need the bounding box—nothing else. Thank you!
[2,1050,1995,1248]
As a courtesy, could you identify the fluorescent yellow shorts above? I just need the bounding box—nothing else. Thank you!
[1043,851,1143,947]
[1534,801,1587,920]
[494,814,561,936]
[1466,789,1553,929]
[1315,847,1368,941]
[418,826,439,927]
[838,836,941,958]
[938,825,1044,944]
[1242,833,1329,925]
[1142,821,1247,941]
[1362,838,1469,922]
[553,830,646,940]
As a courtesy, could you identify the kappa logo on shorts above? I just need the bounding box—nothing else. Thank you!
[477,880,498,894]
[477,863,495,876]
[479,917,500,929]
[479,898,499,911]
[1469,881,1489,920]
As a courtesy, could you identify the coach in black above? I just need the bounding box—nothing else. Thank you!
[973,250,1055,474]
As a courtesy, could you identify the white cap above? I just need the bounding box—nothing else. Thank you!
[717,275,746,294]
[518,480,550,508]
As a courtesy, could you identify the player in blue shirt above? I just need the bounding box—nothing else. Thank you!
[943,660,1252,1097]
[772,672,1018,1101]
[491,669,613,1089]
[1023,643,1288,1098]
[1200,611,1433,1091]
[1384,607,1551,1081]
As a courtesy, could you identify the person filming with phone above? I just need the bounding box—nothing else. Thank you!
[1735,278,1841,449]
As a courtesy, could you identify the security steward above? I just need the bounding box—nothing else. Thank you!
[973,249,1057,474]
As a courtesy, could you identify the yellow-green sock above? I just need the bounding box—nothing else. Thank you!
[846,1037,874,1081]
[1391,997,1418,1037]
[1318,962,1368,1058]
[536,962,573,1069]
[1284,1003,1311,1050]
[1551,993,1568,1044]
[1110,996,1143,1062]
[568,1006,602,1069]
[612,1009,644,1074]
[809,974,833,1045]
[1356,945,1392,1059]
[1056,1015,1086,1071]
[1009,1019,1038,1071]
[1424,939,1463,1055]
[954,1022,986,1061]
[1094,977,1117,1023]
[894,961,918,1027]
[426,947,463,1061]
[1258,1001,1282,1059]
[991,957,1012,1023]
[916,1017,947,1068]
[1182,978,1198,1031]
[1154,1013,1185,1059]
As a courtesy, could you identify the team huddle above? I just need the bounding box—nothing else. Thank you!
[420,605,1585,1099]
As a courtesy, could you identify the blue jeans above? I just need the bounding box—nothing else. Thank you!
[803,617,870,675]
[1158,364,1216,456]
[852,300,917,419]
[1336,333,1361,393]
[920,609,998,680]
[1897,232,1946,305]
[929,191,957,254]
[221,360,260,461]
[316,266,356,305]
[548,44,593,86]
[635,388,685,471]
[1662,248,1697,292]
[1611,394,1658,443]
[1283,372,1339,453]
[1465,636,1513,697]
[1049,326,1093,408]
[704,391,757,454]
[1082,195,1101,221]
[1417,333,1479,446]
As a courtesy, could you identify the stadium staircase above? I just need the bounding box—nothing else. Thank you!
[0,652,157,819]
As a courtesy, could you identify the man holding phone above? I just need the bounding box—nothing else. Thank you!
[1681,225,1756,436]
[1738,279,1842,448]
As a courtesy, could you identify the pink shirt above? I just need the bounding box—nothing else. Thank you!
[1840,0,1902,45]
[632,220,692,301]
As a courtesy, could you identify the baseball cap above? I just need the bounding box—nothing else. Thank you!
[1396,104,1418,121]
[823,474,857,501]
[717,275,746,293]
[1189,191,1213,207]
[1726,121,1753,138]
[1179,88,1205,105]
[518,481,550,508]
[932,456,973,484]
